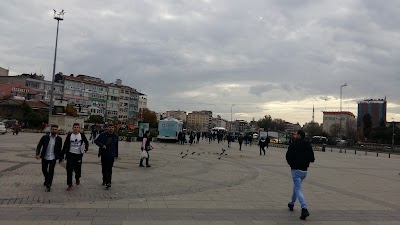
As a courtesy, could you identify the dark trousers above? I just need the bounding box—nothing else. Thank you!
[180,139,184,145]
[101,156,114,184]
[260,146,265,155]
[42,159,56,186]
[66,153,83,185]
[139,151,150,166]
[228,141,231,148]
[239,142,243,150]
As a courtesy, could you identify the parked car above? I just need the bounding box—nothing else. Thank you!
[0,122,6,134]
[270,138,279,143]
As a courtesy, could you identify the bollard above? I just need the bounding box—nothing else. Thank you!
[376,152,378,157]
[389,153,391,158]
[345,149,346,154]
[355,150,357,154]
[331,148,332,152]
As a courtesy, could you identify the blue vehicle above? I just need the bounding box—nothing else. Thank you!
[157,118,183,142]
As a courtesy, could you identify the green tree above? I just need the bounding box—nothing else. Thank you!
[88,115,104,124]
[329,124,341,137]
[257,115,272,130]
[362,113,373,138]
[304,122,323,138]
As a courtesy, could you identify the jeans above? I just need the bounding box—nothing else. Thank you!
[290,169,308,209]
[42,159,56,186]
[101,156,114,184]
[66,153,83,186]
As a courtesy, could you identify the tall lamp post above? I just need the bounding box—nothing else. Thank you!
[392,118,395,149]
[339,83,347,153]
[48,9,65,122]
[230,104,235,131]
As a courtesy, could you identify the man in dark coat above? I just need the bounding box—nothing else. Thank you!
[36,124,63,192]
[95,123,118,189]
[286,130,315,220]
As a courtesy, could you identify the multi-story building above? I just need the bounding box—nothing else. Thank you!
[284,122,302,133]
[187,110,212,131]
[0,82,38,100]
[0,67,9,76]
[323,111,356,136]
[105,84,120,121]
[139,95,147,110]
[357,98,387,129]
[233,119,249,132]
[165,110,187,122]
[62,74,108,118]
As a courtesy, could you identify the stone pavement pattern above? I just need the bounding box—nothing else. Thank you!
[0,133,400,225]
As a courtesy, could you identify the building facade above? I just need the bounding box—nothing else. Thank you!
[165,110,187,122]
[187,110,212,131]
[357,99,387,129]
[0,67,9,76]
[0,83,38,100]
[323,111,356,136]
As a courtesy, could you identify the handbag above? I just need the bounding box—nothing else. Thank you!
[145,145,153,151]
[141,150,148,159]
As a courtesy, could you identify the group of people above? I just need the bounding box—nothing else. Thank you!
[36,123,119,192]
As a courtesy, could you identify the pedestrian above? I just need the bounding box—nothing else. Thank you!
[94,123,118,189]
[139,130,153,167]
[286,130,315,220]
[266,136,270,149]
[248,134,253,146]
[35,124,63,192]
[189,133,195,145]
[196,131,201,144]
[227,133,233,148]
[62,123,89,191]
[90,124,98,144]
[259,137,267,155]
[13,122,20,135]
[238,134,244,150]
[244,134,248,146]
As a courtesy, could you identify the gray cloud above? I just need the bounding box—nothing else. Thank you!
[1,0,400,125]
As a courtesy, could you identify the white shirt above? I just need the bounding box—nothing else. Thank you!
[69,133,82,154]
[44,134,57,160]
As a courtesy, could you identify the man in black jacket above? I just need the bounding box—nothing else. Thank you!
[286,130,315,220]
[62,123,89,191]
[36,124,63,192]
[94,123,118,189]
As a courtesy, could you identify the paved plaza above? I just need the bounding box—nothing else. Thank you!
[0,132,400,225]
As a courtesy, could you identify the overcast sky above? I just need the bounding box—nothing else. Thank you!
[1,0,400,125]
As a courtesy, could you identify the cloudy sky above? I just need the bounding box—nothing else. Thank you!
[1,0,400,125]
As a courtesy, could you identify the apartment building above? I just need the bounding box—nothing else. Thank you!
[187,110,212,131]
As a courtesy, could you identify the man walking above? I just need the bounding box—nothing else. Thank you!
[238,134,244,150]
[286,130,315,220]
[62,123,89,191]
[258,137,267,155]
[36,124,63,192]
[95,124,118,189]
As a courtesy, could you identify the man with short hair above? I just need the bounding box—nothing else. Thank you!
[95,123,119,189]
[36,124,63,192]
[286,130,315,220]
[62,123,89,191]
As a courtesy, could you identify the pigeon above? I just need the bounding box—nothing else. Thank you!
[180,151,183,154]
[197,153,201,156]
[218,157,221,160]
[225,154,227,156]
[187,150,189,152]
[192,152,196,155]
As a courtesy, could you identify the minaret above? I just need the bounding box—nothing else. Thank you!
[312,104,315,122]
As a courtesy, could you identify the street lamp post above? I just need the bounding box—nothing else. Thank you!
[392,118,395,149]
[230,104,235,131]
[48,9,65,122]
[339,83,347,153]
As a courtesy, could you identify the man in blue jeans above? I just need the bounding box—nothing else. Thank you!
[286,130,315,220]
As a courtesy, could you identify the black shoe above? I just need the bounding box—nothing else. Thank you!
[146,165,151,167]
[300,208,310,220]
[102,182,106,186]
[106,183,111,189]
[139,164,144,167]
[45,185,51,192]
[288,203,294,211]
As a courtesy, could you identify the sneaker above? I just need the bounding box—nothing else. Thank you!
[300,208,310,220]
[146,165,151,168]
[66,185,73,191]
[106,183,111,189]
[75,178,80,185]
[45,185,51,192]
[139,164,144,167]
[288,203,294,211]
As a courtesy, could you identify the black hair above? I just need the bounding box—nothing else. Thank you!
[296,130,305,139]
[51,124,58,129]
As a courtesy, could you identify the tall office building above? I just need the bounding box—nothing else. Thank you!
[357,98,387,129]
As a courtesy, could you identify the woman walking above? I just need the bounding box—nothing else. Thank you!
[139,131,153,167]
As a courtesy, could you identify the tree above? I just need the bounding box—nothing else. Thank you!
[362,113,373,139]
[257,115,272,130]
[65,105,78,117]
[329,124,341,137]
[88,115,104,124]
[138,108,158,128]
[304,122,323,138]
